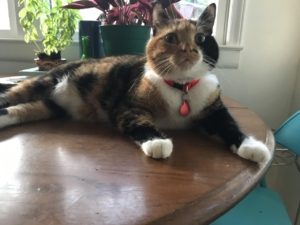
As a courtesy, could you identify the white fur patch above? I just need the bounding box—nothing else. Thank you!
[237,137,271,163]
[141,138,173,159]
[145,69,219,129]
[0,114,19,128]
[51,76,84,119]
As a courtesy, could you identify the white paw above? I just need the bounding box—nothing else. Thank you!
[236,137,271,163]
[141,138,173,159]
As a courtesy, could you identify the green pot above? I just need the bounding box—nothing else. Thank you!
[100,25,151,56]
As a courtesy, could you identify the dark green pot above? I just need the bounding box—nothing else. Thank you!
[100,25,151,56]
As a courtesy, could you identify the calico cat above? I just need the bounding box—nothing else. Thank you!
[0,3,270,162]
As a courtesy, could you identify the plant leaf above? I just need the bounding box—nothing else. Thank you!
[62,0,103,10]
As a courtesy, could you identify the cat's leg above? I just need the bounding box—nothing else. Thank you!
[195,98,271,163]
[0,100,65,129]
[114,108,172,159]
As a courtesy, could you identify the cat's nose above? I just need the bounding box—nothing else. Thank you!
[179,44,198,54]
[179,44,188,52]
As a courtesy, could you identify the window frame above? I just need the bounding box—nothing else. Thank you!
[0,0,20,39]
[215,0,246,68]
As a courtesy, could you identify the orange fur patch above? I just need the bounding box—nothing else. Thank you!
[7,101,52,122]
[133,77,167,117]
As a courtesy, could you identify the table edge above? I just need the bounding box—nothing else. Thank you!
[148,129,275,225]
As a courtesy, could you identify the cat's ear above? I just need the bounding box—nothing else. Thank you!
[152,3,170,35]
[197,3,216,35]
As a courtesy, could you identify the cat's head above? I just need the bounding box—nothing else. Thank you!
[146,3,219,82]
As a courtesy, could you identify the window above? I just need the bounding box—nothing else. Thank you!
[0,0,18,39]
[175,0,217,20]
[0,0,10,30]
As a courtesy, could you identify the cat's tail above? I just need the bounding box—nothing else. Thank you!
[0,75,57,108]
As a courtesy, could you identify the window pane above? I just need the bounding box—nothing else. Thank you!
[78,1,219,22]
[175,0,218,35]
[80,8,102,21]
[0,0,10,30]
[175,0,218,20]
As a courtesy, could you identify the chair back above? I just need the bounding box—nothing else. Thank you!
[274,111,300,156]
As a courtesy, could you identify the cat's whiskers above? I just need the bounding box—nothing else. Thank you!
[156,64,169,76]
[128,70,145,94]
[160,63,173,76]
[202,56,233,88]
[156,58,174,76]
[164,64,174,77]
[153,58,173,76]
[154,59,170,70]
[154,57,171,66]
[203,56,217,65]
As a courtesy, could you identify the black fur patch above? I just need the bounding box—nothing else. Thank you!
[47,60,89,87]
[0,108,8,115]
[100,56,145,114]
[201,36,219,67]
[194,98,246,148]
[32,78,52,95]
[49,60,83,79]
[112,106,166,144]
[74,73,98,98]
[126,125,165,144]
[0,95,9,108]
[117,108,165,143]
[0,83,15,93]
[44,99,67,118]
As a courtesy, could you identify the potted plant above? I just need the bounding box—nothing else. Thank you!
[18,0,81,71]
[63,0,183,56]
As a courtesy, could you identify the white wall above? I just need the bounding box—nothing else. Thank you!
[215,0,300,129]
[291,62,300,112]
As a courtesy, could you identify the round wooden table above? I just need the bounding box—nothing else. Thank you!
[0,97,274,225]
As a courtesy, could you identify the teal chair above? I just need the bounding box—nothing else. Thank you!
[211,111,300,225]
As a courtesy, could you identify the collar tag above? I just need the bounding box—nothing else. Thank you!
[180,100,190,117]
[164,79,200,117]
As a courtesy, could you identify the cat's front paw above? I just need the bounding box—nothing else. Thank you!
[235,137,271,163]
[236,137,271,163]
[141,138,173,159]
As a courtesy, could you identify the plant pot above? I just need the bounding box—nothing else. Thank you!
[100,25,151,56]
[35,52,67,71]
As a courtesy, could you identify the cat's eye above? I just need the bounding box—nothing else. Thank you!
[164,33,178,44]
[195,33,206,45]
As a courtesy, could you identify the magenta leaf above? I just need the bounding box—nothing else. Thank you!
[63,0,108,11]
[63,0,183,25]
[94,0,110,10]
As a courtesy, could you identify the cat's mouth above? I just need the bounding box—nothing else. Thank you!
[172,55,200,70]
[177,58,195,68]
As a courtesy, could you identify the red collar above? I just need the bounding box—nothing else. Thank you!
[164,79,200,93]
[163,79,200,117]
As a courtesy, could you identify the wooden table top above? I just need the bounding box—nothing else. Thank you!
[0,97,274,225]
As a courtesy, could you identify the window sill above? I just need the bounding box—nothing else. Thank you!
[218,45,243,69]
